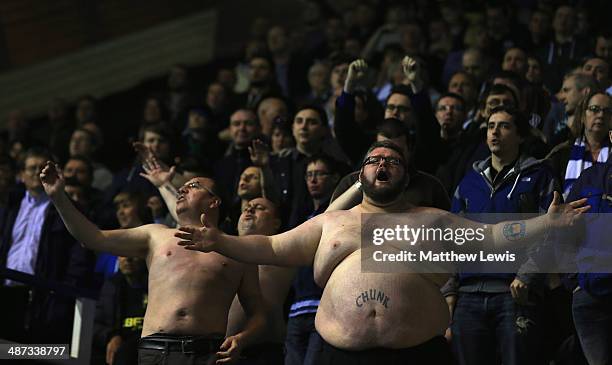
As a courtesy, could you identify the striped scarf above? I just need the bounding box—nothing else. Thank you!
[563,137,610,198]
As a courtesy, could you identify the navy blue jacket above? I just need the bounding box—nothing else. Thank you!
[566,161,612,297]
[451,155,557,292]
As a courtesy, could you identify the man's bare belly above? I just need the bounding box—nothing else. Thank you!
[142,240,244,337]
[315,251,449,350]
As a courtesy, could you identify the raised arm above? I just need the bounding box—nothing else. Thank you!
[175,212,324,266]
[137,144,180,223]
[41,162,152,258]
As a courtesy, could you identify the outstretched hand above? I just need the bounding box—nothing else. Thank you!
[138,143,175,188]
[175,213,220,252]
[40,161,65,199]
[546,191,590,228]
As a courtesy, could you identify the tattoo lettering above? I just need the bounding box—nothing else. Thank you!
[502,222,526,241]
[355,288,390,308]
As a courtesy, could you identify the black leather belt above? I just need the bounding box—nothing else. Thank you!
[138,335,223,354]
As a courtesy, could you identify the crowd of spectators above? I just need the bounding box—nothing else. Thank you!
[1,0,611,364]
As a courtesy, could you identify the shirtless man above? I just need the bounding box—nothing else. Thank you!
[174,141,588,364]
[227,197,294,365]
[39,162,265,365]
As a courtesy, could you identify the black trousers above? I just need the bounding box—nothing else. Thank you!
[239,342,284,365]
[313,335,454,365]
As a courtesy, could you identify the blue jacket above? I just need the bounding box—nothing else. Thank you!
[566,161,612,297]
[451,155,557,292]
[452,155,556,214]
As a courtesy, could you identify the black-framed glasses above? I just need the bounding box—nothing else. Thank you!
[362,156,402,167]
[586,105,612,116]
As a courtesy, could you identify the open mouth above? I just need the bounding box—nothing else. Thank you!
[376,170,390,182]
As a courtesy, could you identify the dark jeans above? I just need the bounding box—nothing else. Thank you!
[451,292,544,365]
[313,335,453,365]
[284,313,323,365]
[572,288,612,365]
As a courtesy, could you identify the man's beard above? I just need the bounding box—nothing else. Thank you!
[360,170,406,204]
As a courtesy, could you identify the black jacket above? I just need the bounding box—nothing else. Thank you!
[0,184,95,342]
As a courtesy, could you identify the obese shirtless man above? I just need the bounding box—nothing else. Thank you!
[174,141,589,365]
[40,162,265,365]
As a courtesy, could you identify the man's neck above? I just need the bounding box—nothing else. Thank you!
[440,128,459,141]
[296,142,321,156]
[273,51,289,64]
[312,195,331,212]
[491,151,519,173]
[360,194,412,213]
[178,214,218,227]
[555,32,573,44]
[27,189,44,199]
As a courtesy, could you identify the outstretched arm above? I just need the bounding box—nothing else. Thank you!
[41,162,152,258]
[444,192,589,251]
[175,212,324,266]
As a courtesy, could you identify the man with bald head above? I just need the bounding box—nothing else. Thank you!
[40,163,266,365]
[215,108,261,204]
[176,140,586,364]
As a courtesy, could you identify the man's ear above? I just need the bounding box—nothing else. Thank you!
[609,130,612,144]
[582,87,591,96]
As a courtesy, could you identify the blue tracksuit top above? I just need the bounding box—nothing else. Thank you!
[566,160,612,297]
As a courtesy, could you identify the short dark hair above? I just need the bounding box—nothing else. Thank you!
[295,104,329,127]
[436,92,466,108]
[377,118,413,142]
[305,154,341,176]
[488,106,530,138]
[480,83,519,110]
[20,147,53,171]
[386,85,412,104]
[138,122,174,143]
[65,155,94,179]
